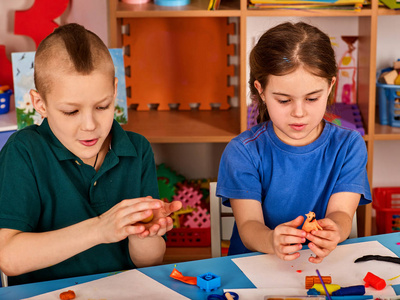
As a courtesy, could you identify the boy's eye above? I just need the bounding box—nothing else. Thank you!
[63,110,78,116]
[97,104,110,110]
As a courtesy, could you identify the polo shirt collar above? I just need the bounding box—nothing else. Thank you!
[37,118,137,162]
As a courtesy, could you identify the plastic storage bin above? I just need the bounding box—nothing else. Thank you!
[0,89,12,115]
[166,228,210,247]
[372,187,400,234]
[377,69,400,127]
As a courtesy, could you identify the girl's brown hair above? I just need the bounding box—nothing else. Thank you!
[249,22,337,123]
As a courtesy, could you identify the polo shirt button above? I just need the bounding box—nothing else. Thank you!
[75,160,81,165]
[94,181,97,186]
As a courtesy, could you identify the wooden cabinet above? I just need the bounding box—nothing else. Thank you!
[108,0,400,238]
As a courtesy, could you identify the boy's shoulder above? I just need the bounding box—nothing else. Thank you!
[3,124,41,148]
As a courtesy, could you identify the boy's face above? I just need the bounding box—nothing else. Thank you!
[31,71,117,165]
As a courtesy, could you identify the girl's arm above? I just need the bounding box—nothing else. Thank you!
[306,191,360,263]
[231,198,306,260]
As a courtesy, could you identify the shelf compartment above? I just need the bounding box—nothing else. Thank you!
[121,108,240,143]
[122,17,236,111]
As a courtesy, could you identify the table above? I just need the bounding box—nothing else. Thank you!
[0,233,399,299]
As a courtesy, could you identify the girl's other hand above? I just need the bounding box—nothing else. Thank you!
[306,217,340,263]
[272,215,307,261]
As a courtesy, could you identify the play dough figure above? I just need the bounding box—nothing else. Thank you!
[302,212,323,232]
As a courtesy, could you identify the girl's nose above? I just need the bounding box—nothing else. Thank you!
[291,102,305,117]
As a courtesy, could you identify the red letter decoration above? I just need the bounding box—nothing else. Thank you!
[14,0,70,47]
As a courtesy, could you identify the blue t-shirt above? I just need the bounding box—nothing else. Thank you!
[217,121,372,255]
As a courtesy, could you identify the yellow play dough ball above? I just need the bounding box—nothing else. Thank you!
[142,212,154,223]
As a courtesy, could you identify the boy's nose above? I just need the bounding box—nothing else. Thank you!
[81,113,96,131]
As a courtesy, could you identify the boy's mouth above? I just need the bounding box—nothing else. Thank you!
[80,139,98,147]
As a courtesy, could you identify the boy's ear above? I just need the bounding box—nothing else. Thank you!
[30,89,47,118]
[113,77,118,100]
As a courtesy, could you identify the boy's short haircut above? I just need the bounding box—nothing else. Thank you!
[34,23,115,99]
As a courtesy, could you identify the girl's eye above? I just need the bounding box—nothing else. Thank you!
[63,110,78,116]
[307,98,318,102]
[278,99,290,104]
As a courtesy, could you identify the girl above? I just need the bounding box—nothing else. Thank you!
[216,22,371,263]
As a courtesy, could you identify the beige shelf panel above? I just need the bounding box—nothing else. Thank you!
[121,108,240,143]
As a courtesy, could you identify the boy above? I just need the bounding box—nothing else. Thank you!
[0,23,182,285]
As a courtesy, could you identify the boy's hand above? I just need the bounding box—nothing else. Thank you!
[135,198,182,238]
[96,197,166,244]
[272,216,306,261]
[306,217,340,263]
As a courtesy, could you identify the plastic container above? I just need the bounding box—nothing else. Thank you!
[372,187,400,234]
[376,68,400,127]
[166,228,210,247]
[121,0,150,5]
[0,89,12,114]
[154,0,190,6]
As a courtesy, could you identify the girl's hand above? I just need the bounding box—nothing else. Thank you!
[306,217,341,263]
[135,198,182,238]
[272,216,307,261]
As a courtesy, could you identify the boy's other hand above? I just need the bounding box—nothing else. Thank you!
[136,198,182,238]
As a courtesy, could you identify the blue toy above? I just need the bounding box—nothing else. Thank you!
[197,272,221,292]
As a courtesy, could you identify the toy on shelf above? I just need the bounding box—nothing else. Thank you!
[157,164,214,247]
[377,62,400,127]
[326,103,365,136]
[0,87,13,115]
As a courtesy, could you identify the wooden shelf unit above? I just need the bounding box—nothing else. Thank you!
[109,0,400,244]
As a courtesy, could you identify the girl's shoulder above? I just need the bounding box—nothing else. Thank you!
[234,122,269,145]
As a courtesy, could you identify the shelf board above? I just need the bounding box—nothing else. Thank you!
[121,108,241,143]
[378,8,400,15]
[116,0,241,17]
[245,8,373,17]
[374,123,400,140]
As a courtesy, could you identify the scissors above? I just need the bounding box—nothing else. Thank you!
[207,291,239,300]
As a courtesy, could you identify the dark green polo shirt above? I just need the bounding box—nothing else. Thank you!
[0,119,159,285]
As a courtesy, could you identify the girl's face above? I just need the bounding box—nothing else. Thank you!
[255,66,335,147]
[31,71,117,166]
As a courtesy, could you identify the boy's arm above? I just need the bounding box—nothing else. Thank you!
[127,200,182,267]
[0,198,163,277]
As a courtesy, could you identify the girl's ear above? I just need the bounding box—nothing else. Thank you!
[254,80,264,95]
[30,89,47,118]
[329,76,337,94]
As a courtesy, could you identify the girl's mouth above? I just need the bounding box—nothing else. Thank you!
[290,124,306,131]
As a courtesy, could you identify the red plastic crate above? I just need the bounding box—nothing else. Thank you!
[166,228,211,247]
[372,187,400,234]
